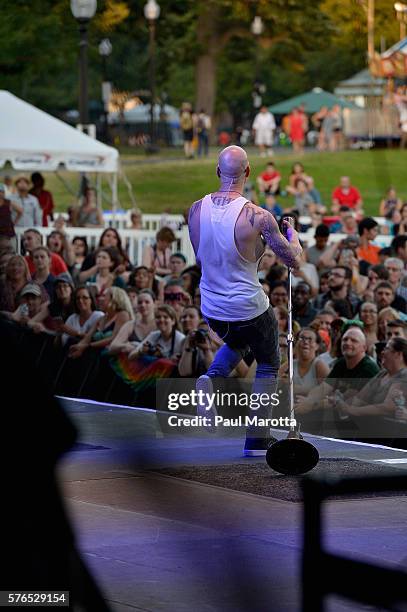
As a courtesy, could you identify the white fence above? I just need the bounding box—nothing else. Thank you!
[15,224,195,267]
[15,213,393,268]
[102,211,185,231]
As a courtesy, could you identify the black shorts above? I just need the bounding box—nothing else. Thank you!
[183,129,193,142]
[206,306,280,369]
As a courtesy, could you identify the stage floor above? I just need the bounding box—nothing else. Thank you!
[58,398,407,612]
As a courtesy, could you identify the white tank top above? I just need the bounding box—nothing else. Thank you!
[197,194,269,321]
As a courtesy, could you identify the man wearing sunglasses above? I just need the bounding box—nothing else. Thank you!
[188,145,302,455]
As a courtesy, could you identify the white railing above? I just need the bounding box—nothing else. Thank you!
[102,211,185,231]
[15,225,195,267]
[55,211,186,231]
[16,213,393,265]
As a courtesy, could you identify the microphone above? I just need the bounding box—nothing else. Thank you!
[282,216,294,239]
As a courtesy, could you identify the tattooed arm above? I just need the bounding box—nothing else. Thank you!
[244,202,302,269]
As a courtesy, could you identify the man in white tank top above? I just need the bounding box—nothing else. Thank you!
[188,145,302,456]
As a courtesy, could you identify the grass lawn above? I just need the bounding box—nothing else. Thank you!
[40,148,407,217]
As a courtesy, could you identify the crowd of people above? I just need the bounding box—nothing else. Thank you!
[1,161,407,440]
[179,103,212,159]
[250,104,343,157]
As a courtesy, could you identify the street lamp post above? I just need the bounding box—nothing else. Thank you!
[251,16,265,112]
[144,0,160,153]
[99,38,112,143]
[71,0,97,127]
[395,2,407,39]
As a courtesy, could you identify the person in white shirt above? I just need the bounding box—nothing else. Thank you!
[10,176,42,227]
[61,286,104,346]
[188,145,302,455]
[252,106,276,157]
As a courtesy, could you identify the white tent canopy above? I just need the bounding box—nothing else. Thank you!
[0,90,119,173]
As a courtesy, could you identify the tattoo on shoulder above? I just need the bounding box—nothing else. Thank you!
[244,202,263,228]
[258,210,275,244]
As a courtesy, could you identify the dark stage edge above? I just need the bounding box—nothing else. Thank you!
[58,395,407,469]
[58,397,407,612]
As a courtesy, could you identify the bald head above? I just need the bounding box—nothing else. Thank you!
[217,146,249,180]
[341,327,367,361]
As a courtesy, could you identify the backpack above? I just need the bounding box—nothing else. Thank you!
[197,115,206,134]
[180,111,193,131]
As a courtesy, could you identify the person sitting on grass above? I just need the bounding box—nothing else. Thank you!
[331,176,363,215]
[72,187,103,228]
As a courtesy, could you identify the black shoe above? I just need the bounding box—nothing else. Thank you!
[243,436,277,457]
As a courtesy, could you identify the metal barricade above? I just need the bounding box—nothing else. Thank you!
[302,473,407,611]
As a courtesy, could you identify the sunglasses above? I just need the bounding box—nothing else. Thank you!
[164,292,185,301]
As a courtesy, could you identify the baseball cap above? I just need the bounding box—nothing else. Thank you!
[342,235,360,247]
[21,283,42,297]
[54,272,74,287]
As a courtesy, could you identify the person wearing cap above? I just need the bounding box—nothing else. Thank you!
[28,272,75,335]
[0,183,23,251]
[12,283,43,324]
[319,234,359,270]
[162,252,187,284]
[9,176,42,227]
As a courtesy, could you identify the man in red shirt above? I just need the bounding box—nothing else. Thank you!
[331,176,363,214]
[29,172,55,227]
[256,162,281,196]
[22,228,67,276]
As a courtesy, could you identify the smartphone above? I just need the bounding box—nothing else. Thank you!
[341,248,354,260]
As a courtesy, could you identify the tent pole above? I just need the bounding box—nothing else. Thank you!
[112,172,118,224]
[96,173,102,210]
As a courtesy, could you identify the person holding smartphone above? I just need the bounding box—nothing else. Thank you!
[188,145,302,455]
